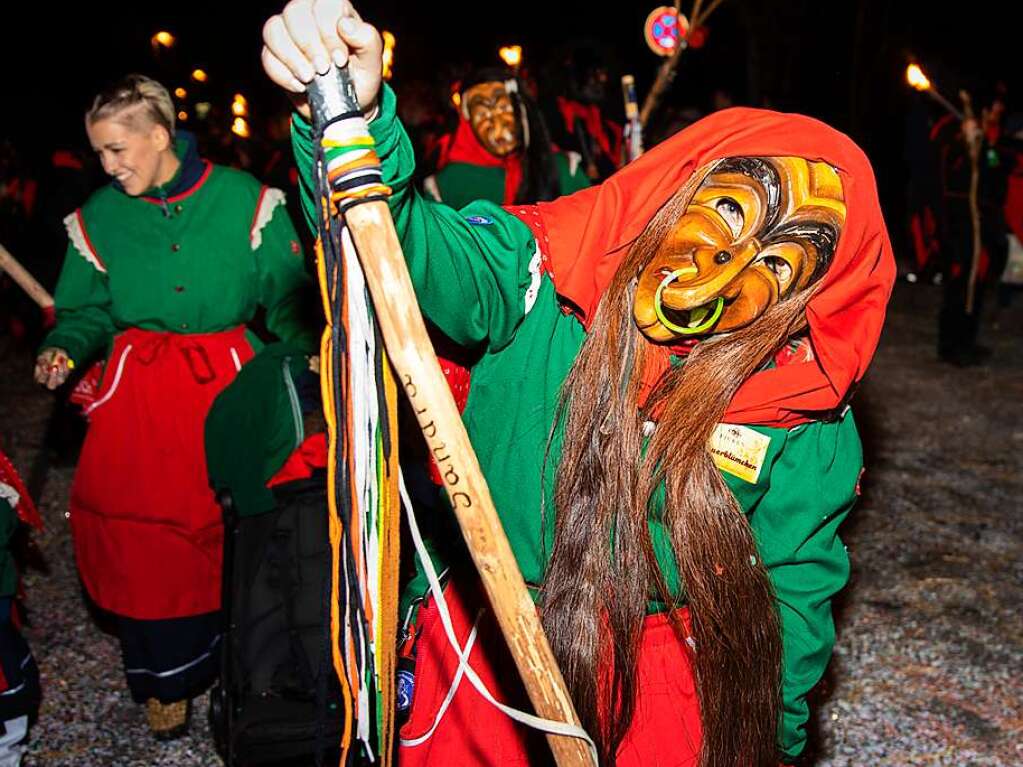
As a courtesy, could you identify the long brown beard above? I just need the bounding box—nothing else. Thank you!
[541,179,814,766]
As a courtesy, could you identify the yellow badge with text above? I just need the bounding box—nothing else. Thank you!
[709,424,771,484]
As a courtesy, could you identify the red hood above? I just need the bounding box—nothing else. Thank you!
[514,107,896,428]
[439,117,523,205]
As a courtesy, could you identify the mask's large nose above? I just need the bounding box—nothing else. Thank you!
[659,241,760,309]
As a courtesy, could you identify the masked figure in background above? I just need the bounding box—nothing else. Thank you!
[265,4,895,765]
[934,88,1010,366]
[424,68,590,210]
[543,44,624,181]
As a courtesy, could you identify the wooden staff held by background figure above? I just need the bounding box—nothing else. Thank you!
[308,66,597,767]
[959,90,983,315]
[638,0,732,129]
[0,242,54,316]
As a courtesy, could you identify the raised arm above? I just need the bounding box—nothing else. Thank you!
[264,0,540,350]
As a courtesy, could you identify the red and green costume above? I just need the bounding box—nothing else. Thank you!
[424,117,590,210]
[43,133,315,700]
[292,86,893,764]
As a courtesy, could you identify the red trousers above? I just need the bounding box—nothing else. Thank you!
[398,581,702,766]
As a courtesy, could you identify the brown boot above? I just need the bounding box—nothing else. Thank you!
[145,698,190,741]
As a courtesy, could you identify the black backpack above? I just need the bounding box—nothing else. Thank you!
[210,472,345,766]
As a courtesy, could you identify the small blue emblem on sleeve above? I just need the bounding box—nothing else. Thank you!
[465,215,494,225]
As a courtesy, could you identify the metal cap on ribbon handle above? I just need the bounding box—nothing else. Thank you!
[308,65,391,218]
[309,64,361,125]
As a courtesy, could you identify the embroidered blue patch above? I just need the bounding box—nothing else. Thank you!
[465,215,494,226]
[396,669,415,711]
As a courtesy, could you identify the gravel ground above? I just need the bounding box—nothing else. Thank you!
[0,280,1020,766]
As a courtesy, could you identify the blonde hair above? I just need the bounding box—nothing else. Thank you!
[86,74,175,138]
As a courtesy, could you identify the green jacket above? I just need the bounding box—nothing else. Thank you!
[291,86,861,760]
[44,137,317,365]
[423,153,590,210]
[205,342,315,518]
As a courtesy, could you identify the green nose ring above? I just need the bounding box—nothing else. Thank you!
[653,268,726,336]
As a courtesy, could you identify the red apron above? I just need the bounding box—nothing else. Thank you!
[70,326,254,619]
[398,581,702,767]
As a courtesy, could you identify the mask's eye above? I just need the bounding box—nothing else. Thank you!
[760,255,793,287]
[714,197,744,238]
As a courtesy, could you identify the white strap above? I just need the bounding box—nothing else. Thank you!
[398,474,599,760]
[83,344,133,416]
[399,613,481,747]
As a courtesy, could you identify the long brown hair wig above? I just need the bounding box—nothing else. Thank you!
[541,166,822,767]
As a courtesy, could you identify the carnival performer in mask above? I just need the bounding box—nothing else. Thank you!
[33,74,317,739]
[263,2,894,764]
[424,68,590,210]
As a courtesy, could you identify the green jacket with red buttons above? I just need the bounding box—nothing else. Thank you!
[290,86,862,762]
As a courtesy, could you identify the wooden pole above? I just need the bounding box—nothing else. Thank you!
[960,90,983,315]
[639,0,687,128]
[638,0,733,129]
[309,69,595,767]
[0,243,53,310]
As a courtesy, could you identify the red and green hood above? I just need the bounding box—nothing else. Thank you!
[513,107,896,428]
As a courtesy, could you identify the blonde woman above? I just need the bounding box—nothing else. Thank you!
[35,74,316,738]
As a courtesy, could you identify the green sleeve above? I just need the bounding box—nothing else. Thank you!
[749,411,862,761]
[205,344,307,517]
[42,242,115,364]
[291,85,539,352]
[255,203,319,353]
[556,152,592,196]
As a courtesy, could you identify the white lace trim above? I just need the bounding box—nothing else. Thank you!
[63,211,106,273]
[250,187,287,250]
[0,482,19,510]
[566,151,583,177]
[524,242,543,315]
[423,175,443,202]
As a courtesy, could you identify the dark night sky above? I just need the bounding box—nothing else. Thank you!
[1,0,1014,243]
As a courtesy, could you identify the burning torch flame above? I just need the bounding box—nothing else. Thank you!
[906,64,930,92]
[904,62,963,119]
[231,117,250,139]
[382,30,395,80]
[499,45,522,68]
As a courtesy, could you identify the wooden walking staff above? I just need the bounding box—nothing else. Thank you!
[0,242,54,311]
[959,90,984,314]
[638,0,732,127]
[640,0,687,128]
[308,68,596,767]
